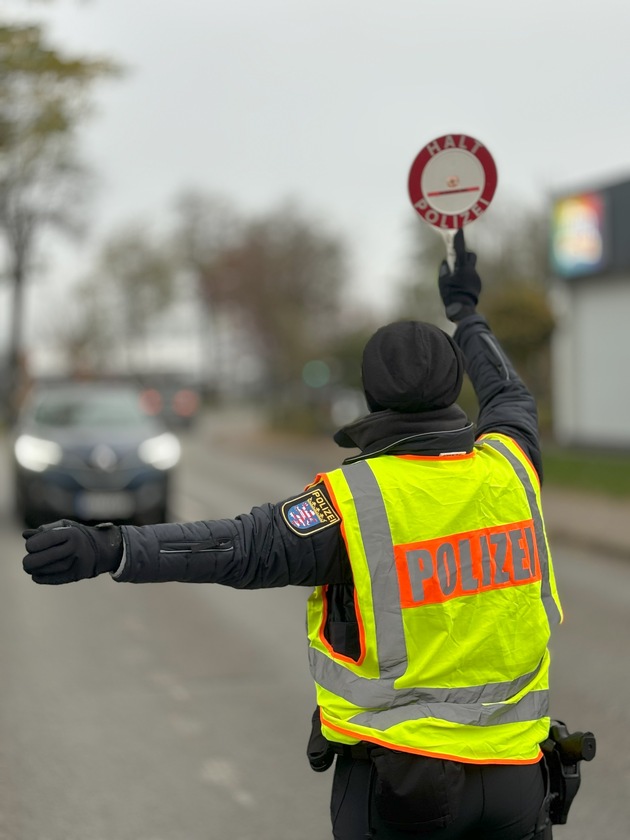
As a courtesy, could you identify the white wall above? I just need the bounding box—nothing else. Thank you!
[551,274,630,447]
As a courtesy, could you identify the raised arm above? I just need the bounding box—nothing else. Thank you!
[438,229,542,479]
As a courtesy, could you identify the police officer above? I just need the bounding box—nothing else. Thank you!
[23,230,562,840]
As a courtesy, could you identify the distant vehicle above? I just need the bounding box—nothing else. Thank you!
[12,381,181,528]
[138,378,201,429]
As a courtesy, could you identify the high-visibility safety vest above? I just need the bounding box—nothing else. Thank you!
[307,433,563,765]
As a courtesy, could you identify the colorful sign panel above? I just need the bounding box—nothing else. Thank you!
[550,192,608,278]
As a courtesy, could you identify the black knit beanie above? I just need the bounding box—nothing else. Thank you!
[361,321,465,413]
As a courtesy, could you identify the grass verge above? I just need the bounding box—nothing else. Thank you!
[542,446,630,498]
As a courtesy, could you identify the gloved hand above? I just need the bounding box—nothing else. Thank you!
[438,228,482,322]
[23,519,123,585]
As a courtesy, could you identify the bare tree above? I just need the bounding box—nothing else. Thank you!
[171,195,349,401]
[0,21,118,412]
[170,191,243,389]
[68,225,176,374]
[212,201,348,389]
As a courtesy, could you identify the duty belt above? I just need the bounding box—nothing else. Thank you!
[331,741,373,761]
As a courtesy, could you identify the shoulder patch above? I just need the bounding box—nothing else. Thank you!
[281,486,340,536]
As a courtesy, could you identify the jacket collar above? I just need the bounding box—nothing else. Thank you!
[334,405,475,465]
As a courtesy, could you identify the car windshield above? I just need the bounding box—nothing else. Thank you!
[32,389,149,429]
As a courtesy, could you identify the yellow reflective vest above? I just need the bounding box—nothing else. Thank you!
[307,433,563,764]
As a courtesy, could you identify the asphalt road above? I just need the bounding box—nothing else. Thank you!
[0,408,627,839]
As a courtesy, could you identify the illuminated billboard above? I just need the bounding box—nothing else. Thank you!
[550,192,608,278]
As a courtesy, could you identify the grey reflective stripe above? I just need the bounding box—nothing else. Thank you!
[483,439,562,628]
[340,460,407,677]
[351,689,549,729]
[310,646,545,709]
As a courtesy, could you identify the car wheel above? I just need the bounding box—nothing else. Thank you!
[19,504,45,530]
[150,502,169,524]
[134,503,170,526]
[14,486,40,529]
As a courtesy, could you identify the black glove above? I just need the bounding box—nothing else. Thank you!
[307,707,335,773]
[23,519,123,585]
[438,228,482,322]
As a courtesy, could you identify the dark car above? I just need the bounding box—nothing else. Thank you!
[12,381,181,528]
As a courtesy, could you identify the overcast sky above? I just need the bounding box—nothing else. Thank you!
[6,0,630,324]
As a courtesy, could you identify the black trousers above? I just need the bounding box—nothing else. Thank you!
[330,755,549,840]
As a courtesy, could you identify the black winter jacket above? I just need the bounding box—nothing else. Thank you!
[114,315,541,589]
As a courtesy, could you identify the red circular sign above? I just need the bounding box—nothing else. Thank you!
[408,134,498,230]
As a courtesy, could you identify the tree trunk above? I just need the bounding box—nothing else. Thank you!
[6,257,27,423]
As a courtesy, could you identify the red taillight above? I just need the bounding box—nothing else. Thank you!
[173,389,199,417]
[140,389,163,415]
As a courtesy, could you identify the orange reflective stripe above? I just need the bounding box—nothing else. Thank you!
[394,519,541,608]
[316,474,368,666]
[395,452,475,462]
[317,584,367,666]
[320,715,543,766]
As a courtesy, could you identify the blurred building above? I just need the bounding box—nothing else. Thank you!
[549,176,630,448]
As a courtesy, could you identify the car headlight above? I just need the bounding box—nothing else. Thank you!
[138,432,181,470]
[14,434,63,473]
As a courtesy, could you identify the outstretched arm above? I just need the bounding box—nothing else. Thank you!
[23,486,350,587]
